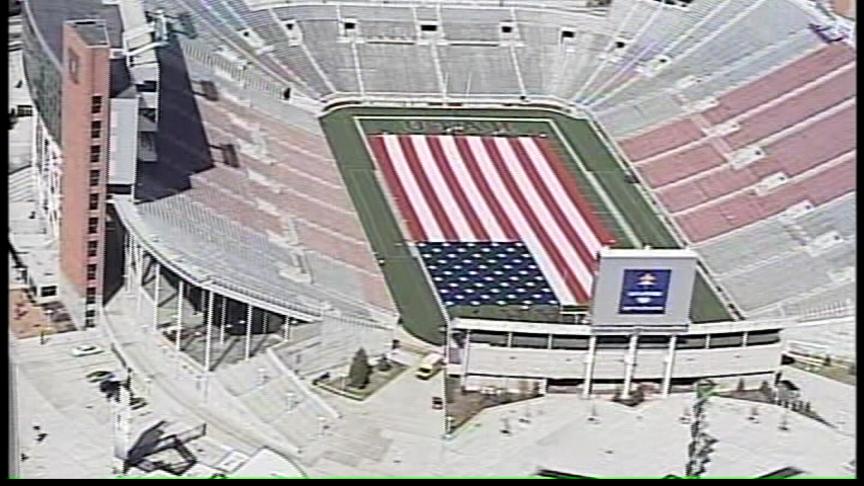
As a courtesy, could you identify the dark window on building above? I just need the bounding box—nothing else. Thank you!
[91,120,101,139]
[89,145,100,163]
[638,335,671,349]
[501,25,513,34]
[89,169,100,187]
[282,87,291,101]
[420,23,438,32]
[86,294,96,305]
[137,80,158,92]
[471,331,508,347]
[89,193,99,210]
[88,217,99,234]
[708,332,744,349]
[511,333,549,349]
[596,335,630,349]
[91,96,102,114]
[87,240,98,257]
[676,334,707,349]
[87,264,97,280]
[551,336,589,350]
[141,108,157,123]
[284,22,294,31]
[85,309,96,318]
[746,329,781,346]
[561,30,576,41]
[343,21,356,31]
[41,286,57,297]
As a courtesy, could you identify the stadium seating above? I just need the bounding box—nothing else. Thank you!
[138,0,854,323]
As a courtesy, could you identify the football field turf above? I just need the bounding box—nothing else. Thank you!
[320,107,733,344]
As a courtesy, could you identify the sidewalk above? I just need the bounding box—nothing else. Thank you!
[100,290,308,472]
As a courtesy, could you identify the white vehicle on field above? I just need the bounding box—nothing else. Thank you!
[415,353,444,380]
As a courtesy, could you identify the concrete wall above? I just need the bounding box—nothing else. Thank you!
[463,342,782,381]
[108,96,138,185]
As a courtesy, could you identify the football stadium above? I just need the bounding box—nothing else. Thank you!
[10,0,856,466]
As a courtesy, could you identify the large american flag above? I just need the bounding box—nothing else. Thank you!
[367,133,615,306]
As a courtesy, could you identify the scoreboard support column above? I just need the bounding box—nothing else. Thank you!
[582,335,597,398]
[621,333,639,400]
[662,335,678,397]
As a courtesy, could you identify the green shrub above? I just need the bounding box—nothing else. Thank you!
[348,348,372,389]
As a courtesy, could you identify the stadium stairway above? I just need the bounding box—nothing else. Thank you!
[9,166,34,203]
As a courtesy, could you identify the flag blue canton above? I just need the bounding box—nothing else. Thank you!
[417,241,558,307]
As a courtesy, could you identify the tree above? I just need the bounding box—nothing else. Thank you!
[736,378,746,393]
[348,348,372,389]
[823,355,832,367]
[631,385,646,404]
[758,380,772,400]
[849,362,856,376]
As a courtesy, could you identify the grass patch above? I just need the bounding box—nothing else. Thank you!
[445,376,541,432]
[316,362,408,401]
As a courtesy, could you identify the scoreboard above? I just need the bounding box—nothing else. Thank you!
[590,248,698,326]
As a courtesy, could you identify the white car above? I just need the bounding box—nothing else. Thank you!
[71,344,104,357]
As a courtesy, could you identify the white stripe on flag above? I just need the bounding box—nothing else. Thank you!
[465,137,575,303]
[410,135,477,241]
[494,138,595,293]
[382,134,445,240]
[519,137,605,255]
[437,136,510,241]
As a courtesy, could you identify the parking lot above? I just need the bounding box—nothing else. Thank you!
[12,330,124,477]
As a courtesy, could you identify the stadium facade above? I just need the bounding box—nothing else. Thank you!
[13,0,855,406]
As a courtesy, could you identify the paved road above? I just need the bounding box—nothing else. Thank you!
[9,354,20,478]
[12,331,118,478]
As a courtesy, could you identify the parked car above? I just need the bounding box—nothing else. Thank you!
[85,370,115,384]
[71,344,104,357]
[415,353,444,380]
[432,396,444,410]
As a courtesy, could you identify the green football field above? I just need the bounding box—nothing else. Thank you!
[319,106,733,344]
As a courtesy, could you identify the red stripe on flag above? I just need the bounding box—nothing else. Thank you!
[368,135,426,240]
[533,137,617,246]
[507,138,600,274]
[482,137,589,303]
[453,136,520,240]
[426,136,491,241]
[398,135,459,240]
